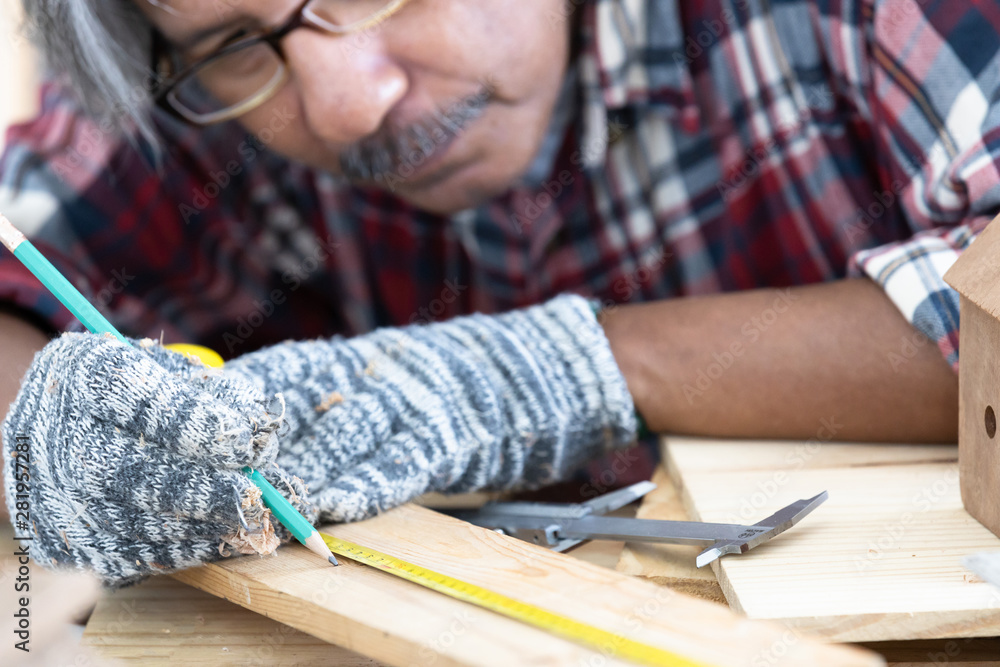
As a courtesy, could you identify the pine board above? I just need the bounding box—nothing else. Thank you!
[663,436,1000,642]
[82,576,380,665]
[615,467,727,604]
[171,504,881,666]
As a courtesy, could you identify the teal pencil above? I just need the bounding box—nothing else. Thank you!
[0,213,338,567]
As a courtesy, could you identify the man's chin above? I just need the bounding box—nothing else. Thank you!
[388,180,499,215]
[354,161,515,215]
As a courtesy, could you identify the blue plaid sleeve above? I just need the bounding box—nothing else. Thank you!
[844,0,1000,371]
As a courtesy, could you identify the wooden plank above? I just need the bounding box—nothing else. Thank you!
[80,512,625,666]
[858,638,1000,666]
[82,577,380,665]
[73,512,1000,667]
[0,521,103,666]
[615,467,726,604]
[172,504,881,666]
[665,437,958,473]
[663,436,1000,642]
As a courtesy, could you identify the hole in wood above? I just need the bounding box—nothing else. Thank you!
[987,405,997,439]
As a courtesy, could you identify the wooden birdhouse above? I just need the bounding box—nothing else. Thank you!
[943,215,1000,538]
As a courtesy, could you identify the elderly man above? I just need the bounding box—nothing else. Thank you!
[0,0,989,586]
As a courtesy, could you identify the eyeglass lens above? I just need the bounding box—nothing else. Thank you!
[168,0,407,123]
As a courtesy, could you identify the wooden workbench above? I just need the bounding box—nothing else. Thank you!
[617,437,1000,664]
[81,537,630,666]
[77,472,1000,666]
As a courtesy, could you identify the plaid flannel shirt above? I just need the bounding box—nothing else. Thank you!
[1,0,998,375]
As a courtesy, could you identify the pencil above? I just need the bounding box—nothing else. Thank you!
[0,213,338,567]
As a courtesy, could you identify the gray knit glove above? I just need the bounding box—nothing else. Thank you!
[2,333,315,587]
[224,294,638,522]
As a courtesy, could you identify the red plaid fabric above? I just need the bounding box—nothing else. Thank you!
[2,0,998,375]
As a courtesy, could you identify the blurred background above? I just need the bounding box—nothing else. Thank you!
[0,0,40,154]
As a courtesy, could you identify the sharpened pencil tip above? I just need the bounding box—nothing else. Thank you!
[0,213,28,253]
[329,555,340,566]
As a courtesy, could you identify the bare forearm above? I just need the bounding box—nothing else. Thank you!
[0,312,52,518]
[601,278,958,443]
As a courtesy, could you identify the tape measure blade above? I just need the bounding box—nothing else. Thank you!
[319,533,709,667]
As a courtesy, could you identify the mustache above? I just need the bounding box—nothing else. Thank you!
[338,88,491,183]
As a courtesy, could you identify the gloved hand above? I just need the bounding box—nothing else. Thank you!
[2,333,314,587]
[223,294,638,522]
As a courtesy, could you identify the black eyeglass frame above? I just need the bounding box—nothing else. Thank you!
[150,0,410,126]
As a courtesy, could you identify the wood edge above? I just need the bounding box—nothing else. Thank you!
[736,610,1000,644]
[663,438,748,614]
[169,564,438,667]
[614,568,729,606]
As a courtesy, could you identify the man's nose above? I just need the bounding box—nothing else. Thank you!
[282,30,408,143]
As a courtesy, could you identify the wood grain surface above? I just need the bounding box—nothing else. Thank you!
[615,467,726,604]
[663,436,1000,642]
[169,504,881,666]
[82,576,380,665]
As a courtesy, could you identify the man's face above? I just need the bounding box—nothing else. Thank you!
[138,0,572,214]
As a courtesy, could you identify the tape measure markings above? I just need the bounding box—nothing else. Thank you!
[320,532,710,667]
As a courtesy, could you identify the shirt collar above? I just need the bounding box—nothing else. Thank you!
[576,0,701,169]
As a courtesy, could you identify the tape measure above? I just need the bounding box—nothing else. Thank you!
[321,533,709,667]
[161,342,707,665]
[163,343,225,368]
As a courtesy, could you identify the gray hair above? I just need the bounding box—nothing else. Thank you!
[20,0,159,145]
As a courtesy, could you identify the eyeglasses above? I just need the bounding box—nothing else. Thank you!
[151,0,412,126]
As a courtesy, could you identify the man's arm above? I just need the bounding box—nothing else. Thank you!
[602,278,958,443]
[0,311,52,518]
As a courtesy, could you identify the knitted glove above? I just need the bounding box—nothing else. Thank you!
[2,333,315,587]
[223,294,637,522]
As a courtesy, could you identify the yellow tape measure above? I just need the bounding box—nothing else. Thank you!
[320,533,709,667]
[163,344,225,368]
[159,342,707,666]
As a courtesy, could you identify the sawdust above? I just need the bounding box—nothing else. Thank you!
[220,484,281,557]
[315,391,344,413]
[220,520,280,556]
